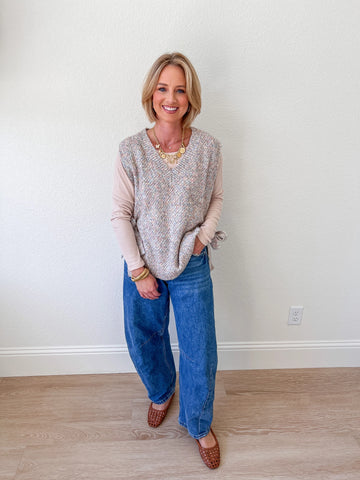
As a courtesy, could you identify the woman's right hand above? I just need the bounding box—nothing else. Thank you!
[131,268,161,300]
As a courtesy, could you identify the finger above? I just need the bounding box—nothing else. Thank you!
[148,285,160,296]
[149,290,161,299]
[143,295,155,300]
[152,290,161,298]
[140,292,158,300]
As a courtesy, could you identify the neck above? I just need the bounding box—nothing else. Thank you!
[153,121,183,146]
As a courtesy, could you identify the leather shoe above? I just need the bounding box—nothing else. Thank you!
[196,428,220,469]
[147,393,175,428]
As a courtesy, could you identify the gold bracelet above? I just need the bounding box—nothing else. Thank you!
[131,267,150,282]
[131,267,149,282]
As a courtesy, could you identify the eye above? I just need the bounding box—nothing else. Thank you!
[177,89,185,94]
[158,87,166,92]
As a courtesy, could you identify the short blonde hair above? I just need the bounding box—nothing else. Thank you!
[142,52,201,129]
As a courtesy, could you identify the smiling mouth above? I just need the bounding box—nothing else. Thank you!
[162,106,179,112]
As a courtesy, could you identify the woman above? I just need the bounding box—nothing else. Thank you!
[111,52,223,469]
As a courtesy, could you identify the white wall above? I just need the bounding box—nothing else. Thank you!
[1,0,359,376]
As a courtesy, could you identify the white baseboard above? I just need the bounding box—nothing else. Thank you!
[1,340,359,377]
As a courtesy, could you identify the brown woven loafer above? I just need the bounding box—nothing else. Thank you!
[147,393,175,428]
[196,428,220,469]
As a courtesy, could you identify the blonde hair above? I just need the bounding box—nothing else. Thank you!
[142,52,201,129]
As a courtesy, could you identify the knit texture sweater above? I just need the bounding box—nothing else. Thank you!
[114,127,222,280]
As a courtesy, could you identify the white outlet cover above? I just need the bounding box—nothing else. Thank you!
[288,306,304,325]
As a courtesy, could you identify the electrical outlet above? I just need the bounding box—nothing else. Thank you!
[288,306,304,325]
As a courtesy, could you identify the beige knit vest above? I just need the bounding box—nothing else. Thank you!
[119,127,221,280]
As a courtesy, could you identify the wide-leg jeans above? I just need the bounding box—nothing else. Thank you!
[123,248,218,440]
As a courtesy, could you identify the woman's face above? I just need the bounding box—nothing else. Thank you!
[152,65,189,125]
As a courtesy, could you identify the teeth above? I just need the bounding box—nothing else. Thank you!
[163,106,177,111]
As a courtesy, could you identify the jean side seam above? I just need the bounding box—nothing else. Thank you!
[159,301,169,336]
[139,307,169,349]
[160,299,175,395]
[159,299,175,381]
[197,366,214,438]
[161,335,176,384]
[178,347,196,364]
[125,317,151,393]
[139,331,158,349]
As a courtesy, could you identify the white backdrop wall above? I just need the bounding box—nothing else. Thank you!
[1,0,359,376]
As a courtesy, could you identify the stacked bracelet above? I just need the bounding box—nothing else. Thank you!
[131,267,150,282]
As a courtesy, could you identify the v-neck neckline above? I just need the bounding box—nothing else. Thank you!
[143,127,196,171]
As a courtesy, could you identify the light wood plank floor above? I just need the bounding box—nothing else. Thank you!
[1,368,360,479]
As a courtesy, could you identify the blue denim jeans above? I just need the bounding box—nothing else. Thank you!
[123,248,218,439]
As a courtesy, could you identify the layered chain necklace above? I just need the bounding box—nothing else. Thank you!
[152,128,186,166]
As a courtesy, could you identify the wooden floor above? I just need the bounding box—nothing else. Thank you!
[1,368,360,479]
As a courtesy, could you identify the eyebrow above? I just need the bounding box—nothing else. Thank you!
[157,82,186,88]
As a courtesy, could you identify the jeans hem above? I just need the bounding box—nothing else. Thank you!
[178,420,211,440]
[149,385,175,405]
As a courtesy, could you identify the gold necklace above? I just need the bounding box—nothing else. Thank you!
[152,128,186,166]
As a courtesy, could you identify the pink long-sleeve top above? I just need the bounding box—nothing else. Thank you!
[111,144,223,274]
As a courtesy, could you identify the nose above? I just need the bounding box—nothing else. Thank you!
[166,90,176,104]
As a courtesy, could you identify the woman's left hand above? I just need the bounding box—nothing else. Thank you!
[193,236,205,255]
